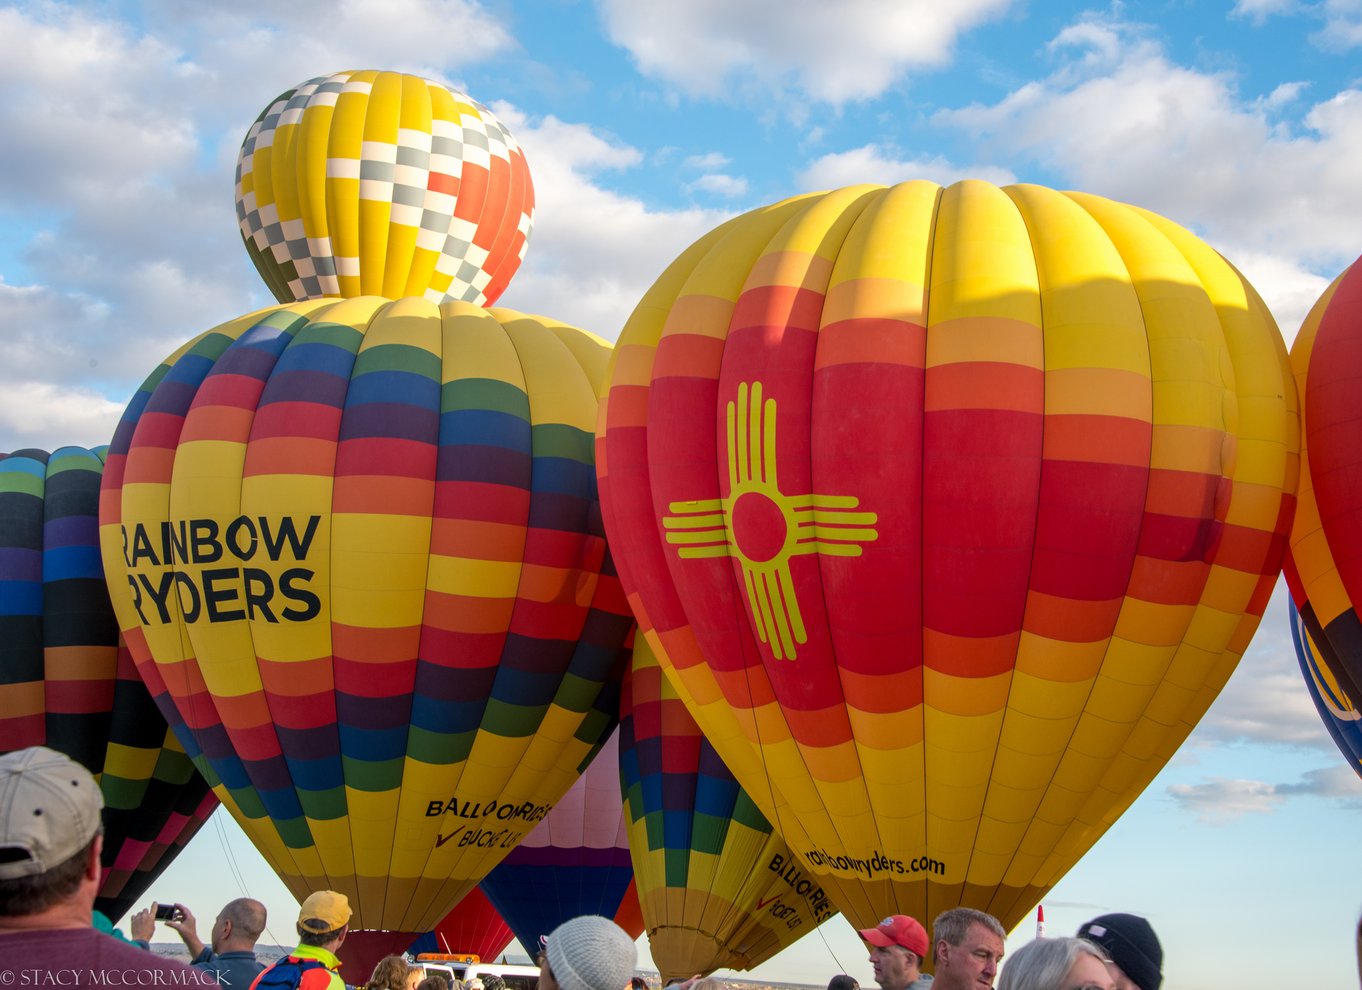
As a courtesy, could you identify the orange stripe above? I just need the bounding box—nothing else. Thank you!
[1044,415,1150,466]
[422,590,516,633]
[258,656,333,697]
[661,294,736,340]
[924,362,1044,413]
[211,690,273,730]
[333,622,422,662]
[178,406,255,444]
[332,476,433,515]
[1129,557,1209,606]
[1021,591,1124,642]
[840,666,923,714]
[430,518,526,560]
[816,316,926,369]
[245,437,338,477]
[43,646,118,681]
[123,447,176,484]
[922,628,1020,677]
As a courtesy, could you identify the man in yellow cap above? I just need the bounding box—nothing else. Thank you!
[248,891,351,990]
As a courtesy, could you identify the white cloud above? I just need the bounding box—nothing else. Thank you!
[0,380,125,452]
[1313,0,1362,49]
[932,14,1362,328]
[1169,765,1362,823]
[490,110,734,341]
[1231,0,1300,22]
[797,144,1016,192]
[597,0,1015,105]
[684,152,731,170]
[0,1,527,453]
[1167,777,1285,822]
[686,173,749,199]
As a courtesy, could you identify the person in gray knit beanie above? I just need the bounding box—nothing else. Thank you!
[540,915,638,990]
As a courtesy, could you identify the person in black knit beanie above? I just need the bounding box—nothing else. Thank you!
[1076,913,1163,990]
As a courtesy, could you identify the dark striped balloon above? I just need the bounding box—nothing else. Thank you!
[0,446,216,920]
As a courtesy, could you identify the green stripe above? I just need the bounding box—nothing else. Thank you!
[442,378,529,417]
[531,424,594,463]
[355,342,441,378]
[341,754,403,793]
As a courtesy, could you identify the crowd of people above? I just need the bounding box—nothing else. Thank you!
[0,743,1317,989]
[833,908,1162,990]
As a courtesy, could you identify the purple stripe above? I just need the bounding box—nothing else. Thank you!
[0,547,41,580]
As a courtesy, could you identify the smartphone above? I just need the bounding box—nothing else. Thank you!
[154,904,180,921]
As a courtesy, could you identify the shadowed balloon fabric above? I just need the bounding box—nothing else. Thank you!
[596,180,1298,931]
[620,638,835,982]
[236,70,533,307]
[0,446,217,921]
[97,297,632,940]
[480,727,637,951]
[1287,599,1362,777]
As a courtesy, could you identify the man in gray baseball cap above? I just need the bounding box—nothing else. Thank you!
[0,745,216,982]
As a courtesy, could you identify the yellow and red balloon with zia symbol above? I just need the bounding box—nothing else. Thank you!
[597,179,1298,930]
[98,297,632,977]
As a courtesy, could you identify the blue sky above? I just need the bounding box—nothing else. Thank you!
[3,1,1362,987]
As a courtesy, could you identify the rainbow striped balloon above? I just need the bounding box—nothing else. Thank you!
[0,446,216,921]
[597,180,1298,930]
[98,297,631,937]
[620,638,835,982]
[236,71,533,307]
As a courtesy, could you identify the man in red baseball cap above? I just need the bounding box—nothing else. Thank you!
[860,915,934,990]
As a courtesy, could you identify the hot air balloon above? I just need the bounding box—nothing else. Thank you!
[236,70,533,307]
[620,638,835,981]
[98,297,632,977]
[0,446,217,920]
[407,887,515,961]
[1287,599,1362,776]
[1285,261,1362,707]
[480,727,636,952]
[596,180,1298,930]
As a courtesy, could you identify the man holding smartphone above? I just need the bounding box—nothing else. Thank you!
[132,898,268,989]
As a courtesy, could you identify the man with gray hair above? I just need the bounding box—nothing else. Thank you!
[0,746,215,983]
[929,908,1006,990]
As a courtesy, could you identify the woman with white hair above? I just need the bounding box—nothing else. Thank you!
[538,916,638,990]
[995,937,1115,990]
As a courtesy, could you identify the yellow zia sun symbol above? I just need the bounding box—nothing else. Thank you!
[662,381,878,660]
